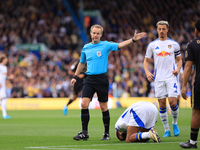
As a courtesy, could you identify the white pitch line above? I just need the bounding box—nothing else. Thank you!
[25,141,200,149]
[25,148,107,150]
[25,147,109,150]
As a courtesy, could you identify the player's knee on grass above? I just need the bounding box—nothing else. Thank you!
[125,133,138,143]
[126,138,135,143]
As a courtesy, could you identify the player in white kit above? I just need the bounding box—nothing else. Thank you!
[0,54,11,119]
[143,21,182,137]
[115,101,160,143]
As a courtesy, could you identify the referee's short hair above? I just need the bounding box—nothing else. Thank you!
[195,19,200,32]
[156,20,169,28]
[90,24,103,34]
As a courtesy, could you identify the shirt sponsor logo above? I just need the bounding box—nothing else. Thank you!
[156,51,172,57]
[97,51,101,57]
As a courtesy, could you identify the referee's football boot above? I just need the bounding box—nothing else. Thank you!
[101,133,110,140]
[149,127,161,143]
[73,131,89,140]
[180,141,197,148]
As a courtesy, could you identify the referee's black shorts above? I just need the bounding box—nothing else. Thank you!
[82,73,109,102]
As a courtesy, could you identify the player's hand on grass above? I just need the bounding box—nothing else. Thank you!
[132,30,146,41]
[71,78,76,87]
[146,72,154,82]
[181,86,187,100]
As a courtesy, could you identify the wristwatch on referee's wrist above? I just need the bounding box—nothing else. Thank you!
[73,75,78,80]
[132,38,136,42]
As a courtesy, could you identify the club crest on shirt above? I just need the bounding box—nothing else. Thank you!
[97,51,101,57]
[168,45,172,49]
[185,50,188,58]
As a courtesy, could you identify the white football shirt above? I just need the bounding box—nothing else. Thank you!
[0,64,7,88]
[115,101,158,132]
[145,38,181,82]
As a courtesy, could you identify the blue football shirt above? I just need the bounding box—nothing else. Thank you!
[80,41,120,75]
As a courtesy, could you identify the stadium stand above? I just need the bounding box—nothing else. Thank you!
[0,0,197,98]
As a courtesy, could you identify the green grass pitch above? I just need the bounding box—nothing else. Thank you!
[0,108,199,150]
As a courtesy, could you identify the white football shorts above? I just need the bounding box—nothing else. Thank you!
[154,79,178,99]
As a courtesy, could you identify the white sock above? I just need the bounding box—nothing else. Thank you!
[141,132,150,139]
[171,104,179,124]
[1,98,7,117]
[136,132,150,141]
[190,139,197,145]
[159,107,170,131]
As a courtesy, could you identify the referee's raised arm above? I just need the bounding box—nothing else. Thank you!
[118,30,146,49]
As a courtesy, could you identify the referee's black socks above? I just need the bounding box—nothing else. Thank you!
[102,110,110,134]
[67,99,73,106]
[81,109,90,133]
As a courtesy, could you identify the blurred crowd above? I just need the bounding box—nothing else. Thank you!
[0,0,82,52]
[0,0,198,98]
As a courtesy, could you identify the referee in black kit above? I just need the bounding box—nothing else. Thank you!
[180,19,200,149]
[71,24,146,140]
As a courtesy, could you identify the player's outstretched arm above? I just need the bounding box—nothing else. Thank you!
[181,61,193,100]
[118,30,146,49]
